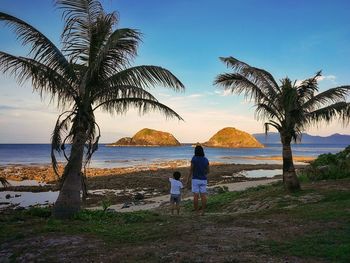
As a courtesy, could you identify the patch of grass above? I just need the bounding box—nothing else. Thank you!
[0,208,172,245]
[267,226,350,263]
[205,191,241,212]
[183,182,287,213]
[24,207,52,218]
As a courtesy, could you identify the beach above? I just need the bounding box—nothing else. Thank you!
[0,157,311,209]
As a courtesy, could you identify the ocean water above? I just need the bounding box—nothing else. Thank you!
[0,143,348,168]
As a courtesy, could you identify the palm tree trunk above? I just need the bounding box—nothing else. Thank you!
[281,139,301,192]
[52,127,86,219]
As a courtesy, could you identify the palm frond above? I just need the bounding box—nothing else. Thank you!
[302,86,350,111]
[90,28,141,80]
[264,121,281,133]
[84,120,100,167]
[57,0,104,62]
[87,12,117,67]
[307,102,350,125]
[92,85,158,105]
[255,103,282,122]
[51,110,75,177]
[107,65,185,91]
[95,98,183,120]
[219,56,280,90]
[0,12,73,78]
[296,71,321,102]
[0,51,78,108]
[214,72,276,104]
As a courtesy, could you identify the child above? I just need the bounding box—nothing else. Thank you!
[169,171,183,215]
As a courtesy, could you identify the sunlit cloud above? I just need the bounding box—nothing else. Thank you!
[214,89,233,97]
[316,75,336,81]
[296,75,337,86]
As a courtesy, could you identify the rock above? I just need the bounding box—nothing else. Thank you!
[122,203,130,209]
[5,194,11,199]
[232,172,246,178]
[134,192,144,200]
[114,137,133,145]
[108,128,181,146]
[204,127,264,148]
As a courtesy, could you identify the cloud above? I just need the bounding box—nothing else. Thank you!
[316,75,336,82]
[295,74,337,87]
[0,105,18,110]
[214,89,232,97]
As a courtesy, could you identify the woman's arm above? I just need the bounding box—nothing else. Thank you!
[185,162,194,189]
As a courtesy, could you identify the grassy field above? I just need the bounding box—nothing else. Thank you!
[1,178,350,262]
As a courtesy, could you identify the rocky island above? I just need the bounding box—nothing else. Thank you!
[108,128,181,146]
[204,127,264,148]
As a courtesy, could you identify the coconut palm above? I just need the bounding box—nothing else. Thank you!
[0,0,184,218]
[215,57,350,191]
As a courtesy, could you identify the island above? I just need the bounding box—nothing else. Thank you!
[203,127,264,148]
[108,128,181,146]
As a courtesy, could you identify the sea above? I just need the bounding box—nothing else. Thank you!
[0,143,348,168]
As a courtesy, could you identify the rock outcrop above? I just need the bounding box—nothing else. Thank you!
[109,128,181,146]
[204,127,264,148]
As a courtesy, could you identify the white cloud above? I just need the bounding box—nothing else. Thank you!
[296,74,337,86]
[316,75,336,82]
[214,89,232,97]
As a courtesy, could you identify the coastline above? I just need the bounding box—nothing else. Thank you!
[0,156,311,184]
[0,157,310,209]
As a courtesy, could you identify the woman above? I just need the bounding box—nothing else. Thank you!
[187,145,209,215]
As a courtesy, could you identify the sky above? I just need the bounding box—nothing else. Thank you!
[0,0,350,143]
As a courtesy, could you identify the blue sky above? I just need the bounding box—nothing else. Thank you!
[0,0,350,143]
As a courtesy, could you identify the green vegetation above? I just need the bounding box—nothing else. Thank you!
[268,226,350,263]
[1,179,350,261]
[299,145,350,181]
[1,208,166,244]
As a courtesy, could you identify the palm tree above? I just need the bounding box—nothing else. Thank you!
[0,0,184,218]
[215,57,350,191]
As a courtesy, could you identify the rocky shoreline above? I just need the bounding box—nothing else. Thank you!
[1,157,310,208]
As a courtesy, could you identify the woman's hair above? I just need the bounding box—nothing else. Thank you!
[194,145,205,157]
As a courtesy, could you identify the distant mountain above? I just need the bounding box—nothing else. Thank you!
[108,128,181,146]
[254,132,350,145]
[204,127,264,148]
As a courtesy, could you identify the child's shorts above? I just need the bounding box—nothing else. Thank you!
[170,194,181,204]
[192,179,207,194]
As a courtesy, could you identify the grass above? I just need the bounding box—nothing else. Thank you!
[267,226,350,263]
[1,209,169,244]
[1,178,350,261]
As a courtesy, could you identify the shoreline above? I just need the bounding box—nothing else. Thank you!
[0,157,310,209]
[0,156,312,184]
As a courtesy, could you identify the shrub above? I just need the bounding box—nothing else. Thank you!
[299,145,350,181]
